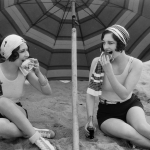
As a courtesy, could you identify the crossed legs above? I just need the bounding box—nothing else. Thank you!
[0,97,56,150]
[0,118,26,139]
[100,106,150,148]
[0,97,35,139]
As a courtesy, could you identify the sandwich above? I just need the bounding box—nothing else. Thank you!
[20,59,35,76]
[102,51,113,62]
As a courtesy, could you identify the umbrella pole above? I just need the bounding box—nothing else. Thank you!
[71,1,79,150]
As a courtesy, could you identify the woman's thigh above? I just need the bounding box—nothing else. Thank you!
[0,118,10,130]
[127,106,146,126]
[101,118,139,139]
[15,104,27,117]
[0,98,28,118]
[0,118,10,139]
[0,103,27,119]
[126,106,150,139]
[0,118,24,139]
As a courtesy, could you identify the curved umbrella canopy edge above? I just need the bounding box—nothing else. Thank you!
[0,0,150,80]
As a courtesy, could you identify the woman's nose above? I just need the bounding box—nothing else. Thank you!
[103,43,109,49]
[25,50,29,57]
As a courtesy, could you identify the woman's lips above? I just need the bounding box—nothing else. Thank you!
[103,51,113,61]
[108,51,113,54]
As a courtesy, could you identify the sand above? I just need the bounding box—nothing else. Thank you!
[1,61,150,150]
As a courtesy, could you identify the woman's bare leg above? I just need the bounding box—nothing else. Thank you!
[0,97,56,150]
[0,97,35,138]
[0,118,25,139]
[101,118,150,148]
[127,106,150,139]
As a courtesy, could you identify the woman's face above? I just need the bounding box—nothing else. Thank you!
[102,33,116,51]
[102,33,120,59]
[15,43,29,66]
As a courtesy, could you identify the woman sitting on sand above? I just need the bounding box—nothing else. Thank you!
[0,34,55,150]
[85,24,150,149]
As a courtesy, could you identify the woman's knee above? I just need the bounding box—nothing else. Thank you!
[123,129,136,140]
[16,105,27,117]
[101,122,137,140]
[0,97,11,110]
[132,122,150,134]
[0,119,12,138]
[0,118,23,139]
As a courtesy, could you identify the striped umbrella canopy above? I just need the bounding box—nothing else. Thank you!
[0,0,150,80]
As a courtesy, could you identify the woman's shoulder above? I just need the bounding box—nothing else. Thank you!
[132,57,143,66]
[92,57,99,63]
[90,57,99,67]
[130,56,143,72]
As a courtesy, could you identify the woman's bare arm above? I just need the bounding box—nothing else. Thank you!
[105,58,143,100]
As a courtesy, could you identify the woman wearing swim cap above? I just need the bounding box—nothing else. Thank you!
[85,25,150,149]
[0,34,55,150]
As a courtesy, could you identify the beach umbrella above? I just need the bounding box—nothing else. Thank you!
[1,0,150,149]
[0,0,150,80]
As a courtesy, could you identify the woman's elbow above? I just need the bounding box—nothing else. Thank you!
[45,89,52,95]
[120,92,131,100]
[42,88,52,95]
[43,92,52,96]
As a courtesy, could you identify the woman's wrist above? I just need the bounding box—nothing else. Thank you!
[87,116,94,127]
[88,116,93,122]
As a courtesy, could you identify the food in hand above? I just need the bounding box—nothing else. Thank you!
[103,51,113,61]
[21,59,34,71]
[20,59,35,76]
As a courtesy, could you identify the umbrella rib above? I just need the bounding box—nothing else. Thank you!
[34,0,66,25]
[108,0,126,10]
[5,0,54,9]
[107,0,134,13]
[1,0,26,8]
[17,2,49,32]
[24,0,64,32]
[78,0,106,27]
[54,0,71,46]
[4,0,128,9]
[17,0,59,5]
[75,9,85,48]
[35,0,62,22]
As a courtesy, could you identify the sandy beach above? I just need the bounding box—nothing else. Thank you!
[0,61,150,150]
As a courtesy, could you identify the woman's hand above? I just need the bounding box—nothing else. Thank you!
[99,54,113,74]
[84,116,96,137]
[29,58,40,76]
